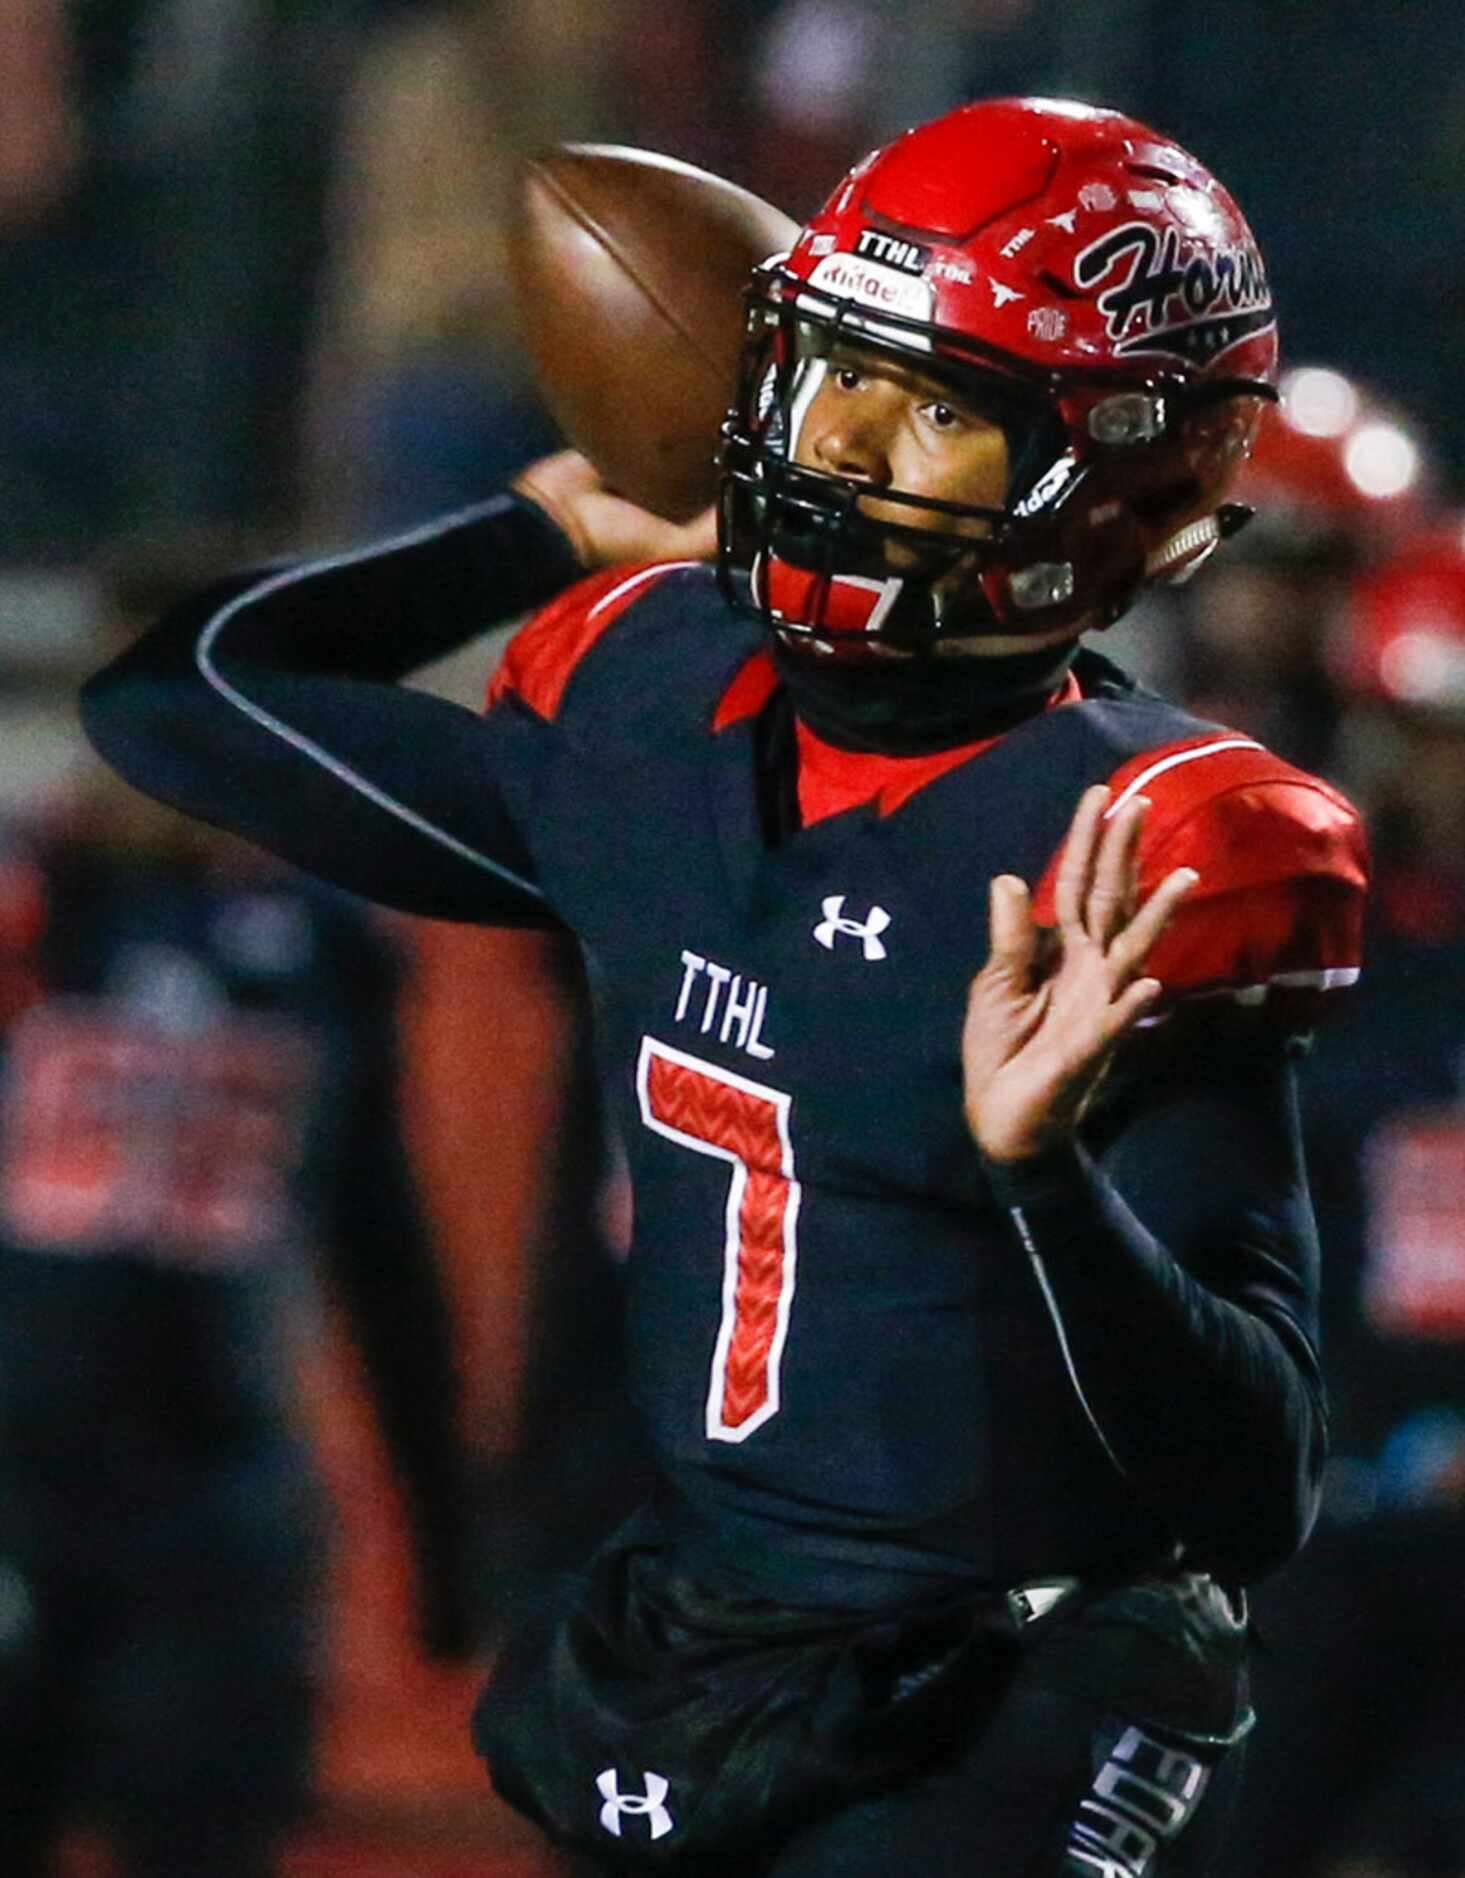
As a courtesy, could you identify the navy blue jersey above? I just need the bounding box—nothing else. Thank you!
[481,562,1363,1593]
[79,494,1367,1598]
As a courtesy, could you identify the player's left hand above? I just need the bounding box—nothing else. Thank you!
[962,784,1197,1164]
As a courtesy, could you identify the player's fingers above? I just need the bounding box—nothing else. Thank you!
[593,493,721,564]
[1109,866,1199,982]
[511,447,597,488]
[1054,785,1111,933]
[511,448,604,511]
[1098,974,1164,1047]
[1086,794,1148,945]
[667,503,719,561]
[985,873,1039,982]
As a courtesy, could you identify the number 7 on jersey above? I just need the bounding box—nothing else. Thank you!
[636,1037,801,1442]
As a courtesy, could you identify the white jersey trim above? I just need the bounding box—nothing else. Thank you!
[1103,737,1263,819]
[1008,1205,1132,1484]
[1271,967,1361,990]
[588,561,702,621]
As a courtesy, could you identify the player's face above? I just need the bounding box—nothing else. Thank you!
[786,343,1082,655]
[791,345,1010,532]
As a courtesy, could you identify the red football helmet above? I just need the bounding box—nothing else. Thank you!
[1346,519,1465,716]
[1231,364,1433,564]
[718,96,1279,654]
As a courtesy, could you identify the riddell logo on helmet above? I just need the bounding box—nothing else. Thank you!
[1073,221,1273,366]
[809,254,935,323]
[855,228,931,275]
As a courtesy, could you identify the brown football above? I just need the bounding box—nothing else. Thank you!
[508,144,798,522]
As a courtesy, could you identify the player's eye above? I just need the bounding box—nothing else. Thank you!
[920,400,963,432]
[834,366,866,392]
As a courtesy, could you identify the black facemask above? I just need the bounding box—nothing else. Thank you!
[770,636,1080,756]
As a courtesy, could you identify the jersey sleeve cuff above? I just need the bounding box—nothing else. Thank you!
[984,1139,1105,1249]
[502,489,592,607]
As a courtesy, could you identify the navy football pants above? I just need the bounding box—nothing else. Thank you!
[756,1681,1244,1877]
[564,1574,1249,1878]
[570,1695,1242,1878]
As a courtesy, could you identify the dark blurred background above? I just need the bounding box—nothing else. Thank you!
[2,4,1464,1877]
[5,0,1465,572]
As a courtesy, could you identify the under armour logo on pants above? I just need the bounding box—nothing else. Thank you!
[597,1767,675,1840]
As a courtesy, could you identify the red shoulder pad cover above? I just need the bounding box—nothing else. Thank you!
[486,562,687,721]
[1031,734,1369,1016]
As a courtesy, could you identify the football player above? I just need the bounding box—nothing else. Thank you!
[81,99,1367,1876]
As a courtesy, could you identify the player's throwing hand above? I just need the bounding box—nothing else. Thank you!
[962,785,1198,1164]
[513,450,719,569]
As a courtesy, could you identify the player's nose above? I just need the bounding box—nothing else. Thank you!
[810,396,896,485]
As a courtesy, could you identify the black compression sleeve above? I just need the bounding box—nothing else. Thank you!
[985,1049,1326,1583]
[170,492,582,683]
[79,494,583,923]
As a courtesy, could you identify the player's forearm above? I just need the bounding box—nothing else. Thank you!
[78,495,579,922]
[987,1137,1325,1581]
[84,492,580,691]
[178,493,583,684]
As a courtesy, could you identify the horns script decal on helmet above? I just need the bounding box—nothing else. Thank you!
[1073,222,1274,366]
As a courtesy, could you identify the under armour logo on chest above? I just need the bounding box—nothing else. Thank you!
[597,1767,675,1841]
[813,895,892,961]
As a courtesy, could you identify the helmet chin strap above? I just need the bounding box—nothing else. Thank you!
[1145,511,1226,584]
